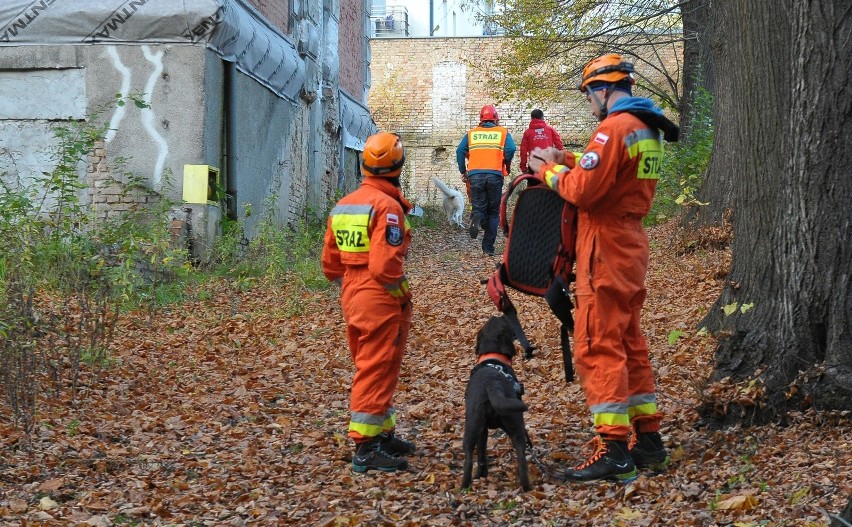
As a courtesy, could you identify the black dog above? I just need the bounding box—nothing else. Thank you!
[462,315,531,491]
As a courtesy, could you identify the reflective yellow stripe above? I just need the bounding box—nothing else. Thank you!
[330,205,371,253]
[470,131,505,149]
[349,421,384,437]
[625,130,663,180]
[593,412,630,427]
[382,413,397,430]
[350,410,397,437]
[628,402,658,419]
[544,164,567,189]
[384,276,409,298]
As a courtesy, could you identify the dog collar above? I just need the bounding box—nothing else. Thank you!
[477,353,512,366]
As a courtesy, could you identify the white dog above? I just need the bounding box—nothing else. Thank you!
[432,176,466,228]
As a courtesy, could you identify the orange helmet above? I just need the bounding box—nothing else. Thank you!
[479,104,499,123]
[578,54,635,92]
[361,132,405,178]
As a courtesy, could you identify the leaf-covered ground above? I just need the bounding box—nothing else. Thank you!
[1,220,850,526]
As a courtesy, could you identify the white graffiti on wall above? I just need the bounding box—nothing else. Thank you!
[105,46,130,143]
[104,45,169,189]
[141,46,168,189]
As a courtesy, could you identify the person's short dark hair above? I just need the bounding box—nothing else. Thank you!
[531,109,544,119]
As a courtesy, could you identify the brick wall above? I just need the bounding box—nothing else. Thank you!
[339,0,365,99]
[87,140,159,221]
[247,0,290,34]
[368,37,681,207]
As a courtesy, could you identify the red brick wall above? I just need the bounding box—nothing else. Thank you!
[338,0,365,98]
[247,0,290,34]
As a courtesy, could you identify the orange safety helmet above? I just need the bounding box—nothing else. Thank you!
[479,104,499,123]
[577,54,635,92]
[361,132,405,178]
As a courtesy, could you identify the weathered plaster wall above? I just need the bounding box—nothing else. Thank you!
[0,0,374,251]
[0,44,210,207]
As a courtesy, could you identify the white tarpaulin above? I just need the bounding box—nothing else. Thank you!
[0,0,305,101]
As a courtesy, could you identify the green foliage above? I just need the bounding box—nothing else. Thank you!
[0,95,191,433]
[408,204,443,230]
[459,0,683,109]
[651,82,714,224]
[207,195,331,316]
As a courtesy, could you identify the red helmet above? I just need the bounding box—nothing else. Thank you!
[479,104,499,123]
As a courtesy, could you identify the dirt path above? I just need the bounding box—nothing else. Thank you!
[1,221,849,526]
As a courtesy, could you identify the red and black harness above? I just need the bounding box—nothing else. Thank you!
[484,174,578,382]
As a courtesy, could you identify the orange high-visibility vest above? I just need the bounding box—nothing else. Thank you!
[467,125,508,174]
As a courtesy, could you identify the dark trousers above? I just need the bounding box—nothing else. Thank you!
[468,172,503,254]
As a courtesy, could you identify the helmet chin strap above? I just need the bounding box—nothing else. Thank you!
[586,85,614,119]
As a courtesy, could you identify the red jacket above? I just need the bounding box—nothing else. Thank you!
[520,118,564,172]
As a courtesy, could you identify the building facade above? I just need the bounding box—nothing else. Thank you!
[368,36,681,209]
[0,0,375,260]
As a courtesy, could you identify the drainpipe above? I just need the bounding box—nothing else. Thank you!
[224,61,238,220]
[430,0,434,35]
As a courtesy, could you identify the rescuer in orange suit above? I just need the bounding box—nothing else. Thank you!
[528,54,680,483]
[321,132,416,473]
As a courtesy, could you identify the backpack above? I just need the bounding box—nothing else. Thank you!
[485,174,578,382]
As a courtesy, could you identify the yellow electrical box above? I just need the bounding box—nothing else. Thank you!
[183,165,221,204]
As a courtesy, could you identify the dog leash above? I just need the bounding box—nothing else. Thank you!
[525,431,567,482]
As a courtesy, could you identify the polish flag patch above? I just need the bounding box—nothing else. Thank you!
[386,213,399,225]
[593,132,610,145]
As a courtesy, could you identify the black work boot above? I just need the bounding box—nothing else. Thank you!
[352,437,408,473]
[379,431,416,456]
[561,436,637,483]
[469,212,482,239]
[629,431,670,472]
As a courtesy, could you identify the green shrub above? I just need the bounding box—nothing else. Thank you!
[0,98,191,433]
[652,76,714,224]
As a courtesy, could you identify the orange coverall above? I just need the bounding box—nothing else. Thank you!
[542,111,664,442]
[321,177,413,443]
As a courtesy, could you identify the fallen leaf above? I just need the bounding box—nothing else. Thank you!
[39,496,59,510]
[716,494,758,510]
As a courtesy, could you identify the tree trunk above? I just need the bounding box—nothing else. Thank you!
[678,0,709,136]
[698,0,852,424]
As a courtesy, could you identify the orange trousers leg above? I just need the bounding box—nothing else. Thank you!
[341,271,411,442]
[572,219,661,441]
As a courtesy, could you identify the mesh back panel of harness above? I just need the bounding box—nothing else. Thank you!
[505,186,566,294]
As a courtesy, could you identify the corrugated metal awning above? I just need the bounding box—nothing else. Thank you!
[0,0,305,101]
[339,89,376,150]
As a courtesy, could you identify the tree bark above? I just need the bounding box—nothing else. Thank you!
[698,0,852,423]
[678,0,709,136]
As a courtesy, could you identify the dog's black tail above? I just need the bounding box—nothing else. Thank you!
[486,384,529,414]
